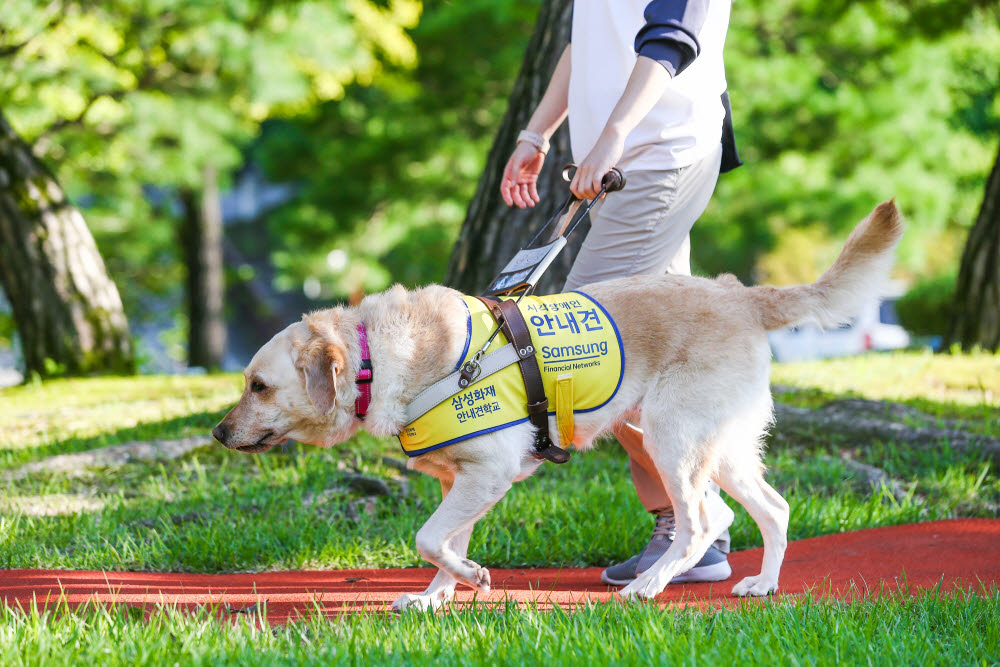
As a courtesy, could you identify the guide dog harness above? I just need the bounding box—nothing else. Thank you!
[397,291,624,460]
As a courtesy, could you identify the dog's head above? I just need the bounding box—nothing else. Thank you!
[212,309,362,453]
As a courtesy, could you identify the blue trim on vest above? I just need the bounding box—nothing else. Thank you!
[454,298,472,372]
[399,417,531,457]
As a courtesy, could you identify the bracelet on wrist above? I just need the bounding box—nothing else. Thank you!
[516,129,550,155]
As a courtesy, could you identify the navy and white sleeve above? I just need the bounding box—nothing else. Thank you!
[634,0,710,77]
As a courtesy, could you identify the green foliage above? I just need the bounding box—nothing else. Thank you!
[696,1,1000,282]
[0,0,420,316]
[3,0,998,328]
[40,358,67,377]
[255,0,1000,299]
[0,311,15,347]
[896,273,958,336]
[251,0,537,298]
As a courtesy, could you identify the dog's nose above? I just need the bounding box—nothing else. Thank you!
[212,423,229,445]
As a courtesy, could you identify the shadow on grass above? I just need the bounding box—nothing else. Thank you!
[773,385,999,432]
[1,407,232,470]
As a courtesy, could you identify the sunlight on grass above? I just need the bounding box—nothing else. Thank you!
[0,374,243,463]
[0,351,997,664]
[772,349,1000,408]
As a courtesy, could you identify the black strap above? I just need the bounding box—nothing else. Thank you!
[720,91,743,174]
[478,297,571,464]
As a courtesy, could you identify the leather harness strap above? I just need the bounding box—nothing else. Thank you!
[477,297,571,464]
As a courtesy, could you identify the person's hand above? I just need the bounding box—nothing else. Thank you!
[500,142,545,208]
[570,130,625,200]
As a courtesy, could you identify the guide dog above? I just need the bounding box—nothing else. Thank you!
[213,201,903,611]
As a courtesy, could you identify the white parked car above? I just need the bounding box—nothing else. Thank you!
[768,296,910,362]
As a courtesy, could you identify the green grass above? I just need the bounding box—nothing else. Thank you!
[0,374,242,469]
[0,351,997,572]
[2,589,997,666]
[772,348,1000,416]
[0,350,997,663]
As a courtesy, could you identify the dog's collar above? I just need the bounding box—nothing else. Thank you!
[355,323,373,420]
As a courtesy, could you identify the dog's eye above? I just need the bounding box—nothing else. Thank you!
[251,380,267,393]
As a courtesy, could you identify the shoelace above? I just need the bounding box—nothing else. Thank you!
[650,506,677,541]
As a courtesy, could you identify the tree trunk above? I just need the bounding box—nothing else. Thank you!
[446,0,576,295]
[0,111,133,377]
[947,138,1000,351]
[179,166,226,370]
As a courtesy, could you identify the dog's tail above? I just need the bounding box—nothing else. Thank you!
[751,200,904,332]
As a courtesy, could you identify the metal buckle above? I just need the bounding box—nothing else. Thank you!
[533,434,571,464]
[458,350,483,388]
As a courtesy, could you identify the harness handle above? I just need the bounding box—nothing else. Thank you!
[560,165,627,194]
[602,167,626,193]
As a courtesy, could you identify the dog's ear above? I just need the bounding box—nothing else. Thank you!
[295,333,346,415]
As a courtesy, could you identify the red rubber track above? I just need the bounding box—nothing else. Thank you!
[2,519,997,624]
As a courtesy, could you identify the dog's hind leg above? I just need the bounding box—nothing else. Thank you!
[716,458,789,597]
[619,405,728,600]
[619,481,722,600]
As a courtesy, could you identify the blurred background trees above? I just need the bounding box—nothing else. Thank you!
[0,0,421,372]
[1,0,998,379]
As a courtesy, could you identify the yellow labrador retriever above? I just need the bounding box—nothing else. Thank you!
[213,201,903,611]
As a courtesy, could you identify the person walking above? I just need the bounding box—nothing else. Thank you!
[500,0,742,586]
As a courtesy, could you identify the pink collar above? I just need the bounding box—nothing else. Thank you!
[355,323,373,420]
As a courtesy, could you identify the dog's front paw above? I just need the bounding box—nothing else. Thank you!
[471,565,492,594]
[731,575,778,597]
[391,592,448,613]
[459,559,491,593]
[619,574,663,601]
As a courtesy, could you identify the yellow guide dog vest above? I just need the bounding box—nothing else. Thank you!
[398,291,624,456]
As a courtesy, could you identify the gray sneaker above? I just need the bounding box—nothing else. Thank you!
[601,507,733,586]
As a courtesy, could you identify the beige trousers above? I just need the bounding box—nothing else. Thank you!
[563,142,723,513]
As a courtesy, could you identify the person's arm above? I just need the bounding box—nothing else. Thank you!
[571,0,710,199]
[525,43,572,141]
[500,45,571,209]
[569,55,671,199]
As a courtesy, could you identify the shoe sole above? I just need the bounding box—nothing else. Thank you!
[601,559,733,587]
